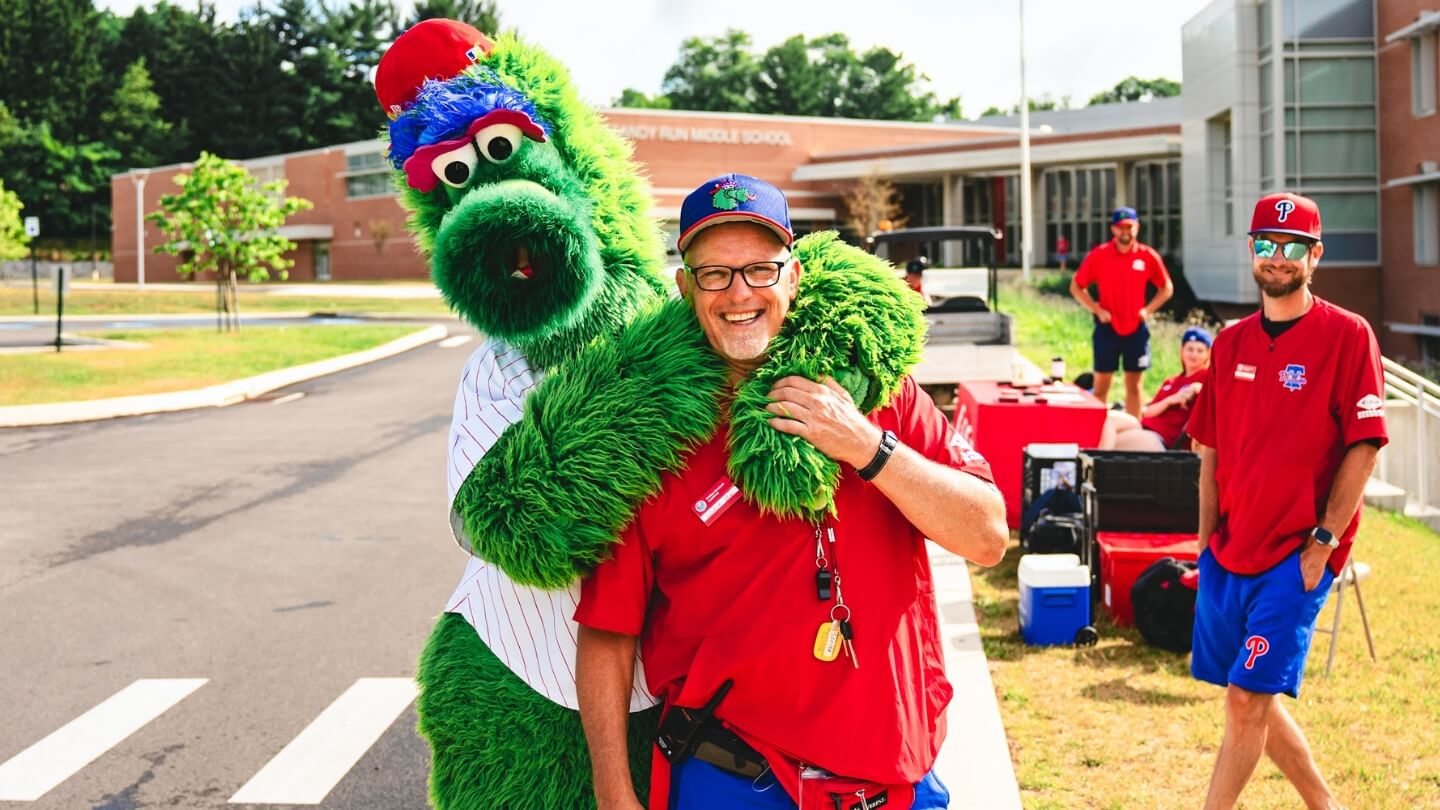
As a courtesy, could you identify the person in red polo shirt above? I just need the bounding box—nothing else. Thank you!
[1186,192,1387,810]
[574,174,1009,810]
[1070,207,1174,417]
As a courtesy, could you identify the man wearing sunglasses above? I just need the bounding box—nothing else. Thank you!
[575,174,1008,809]
[1186,192,1387,810]
[1070,207,1174,417]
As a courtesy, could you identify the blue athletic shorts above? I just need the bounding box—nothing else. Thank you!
[669,758,950,809]
[1191,547,1335,698]
[1092,321,1150,373]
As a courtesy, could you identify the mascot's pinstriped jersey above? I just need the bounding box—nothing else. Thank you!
[378,19,928,809]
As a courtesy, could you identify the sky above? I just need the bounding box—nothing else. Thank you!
[96,0,1216,116]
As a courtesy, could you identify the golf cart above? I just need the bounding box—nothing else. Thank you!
[866,226,1012,346]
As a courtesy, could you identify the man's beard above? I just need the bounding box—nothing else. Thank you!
[1252,263,1310,298]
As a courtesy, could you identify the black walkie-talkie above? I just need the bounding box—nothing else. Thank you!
[655,679,734,764]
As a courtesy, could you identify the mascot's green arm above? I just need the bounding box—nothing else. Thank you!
[453,232,926,588]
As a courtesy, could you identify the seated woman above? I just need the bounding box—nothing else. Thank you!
[1099,326,1212,451]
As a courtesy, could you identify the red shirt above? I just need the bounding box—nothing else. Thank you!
[1074,240,1171,336]
[1186,297,1388,576]
[1140,369,1206,447]
[575,376,994,795]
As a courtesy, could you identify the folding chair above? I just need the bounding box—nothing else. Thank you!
[1315,558,1376,676]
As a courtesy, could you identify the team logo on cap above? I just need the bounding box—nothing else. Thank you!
[1274,199,1296,222]
[710,179,756,211]
[1279,363,1307,392]
[1356,394,1384,420]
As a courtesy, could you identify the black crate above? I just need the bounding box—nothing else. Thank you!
[1079,450,1201,534]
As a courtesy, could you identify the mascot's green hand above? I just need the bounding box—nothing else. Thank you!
[453,299,728,589]
[728,232,927,522]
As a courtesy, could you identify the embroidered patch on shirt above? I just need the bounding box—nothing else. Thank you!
[1131,258,1146,271]
[1279,364,1307,392]
[1234,363,1257,382]
[1356,394,1384,420]
[694,474,741,526]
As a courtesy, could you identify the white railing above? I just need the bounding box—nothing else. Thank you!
[1378,357,1440,517]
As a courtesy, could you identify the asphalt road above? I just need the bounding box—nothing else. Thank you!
[0,326,482,808]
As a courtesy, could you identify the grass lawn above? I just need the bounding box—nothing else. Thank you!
[0,286,455,317]
[970,507,1440,809]
[0,324,423,405]
[997,271,1212,403]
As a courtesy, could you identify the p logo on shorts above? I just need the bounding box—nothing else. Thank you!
[1243,635,1270,670]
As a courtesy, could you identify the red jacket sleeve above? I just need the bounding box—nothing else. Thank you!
[1338,318,1389,449]
[1147,247,1172,289]
[1074,248,1098,288]
[1186,363,1218,449]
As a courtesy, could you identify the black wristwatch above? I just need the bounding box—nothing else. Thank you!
[856,430,899,481]
[1310,526,1337,548]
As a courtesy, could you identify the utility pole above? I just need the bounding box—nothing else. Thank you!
[133,169,150,289]
[1018,0,1034,284]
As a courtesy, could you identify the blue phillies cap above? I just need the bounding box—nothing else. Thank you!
[1181,326,1213,348]
[677,173,793,253]
[1111,206,1139,226]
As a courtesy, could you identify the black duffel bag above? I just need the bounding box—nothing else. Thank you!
[1025,512,1085,555]
[1131,556,1199,653]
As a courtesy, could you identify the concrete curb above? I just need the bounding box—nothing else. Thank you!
[0,324,448,428]
[930,544,1024,809]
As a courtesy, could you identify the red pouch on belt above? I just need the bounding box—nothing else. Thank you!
[796,768,915,810]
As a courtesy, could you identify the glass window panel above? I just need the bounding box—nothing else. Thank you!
[1060,172,1072,220]
[1077,171,1088,216]
[1415,183,1440,265]
[1297,58,1375,104]
[345,172,391,198]
[1298,131,1376,174]
[1169,161,1182,213]
[1291,0,1374,39]
[1316,231,1377,262]
[1308,192,1377,229]
[1258,0,1271,48]
[1285,59,1296,103]
[1261,133,1274,181]
[1414,35,1438,116]
[1285,107,1296,127]
[1260,61,1273,110]
[1285,133,1297,174]
[1298,107,1376,127]
[346,152,386,172]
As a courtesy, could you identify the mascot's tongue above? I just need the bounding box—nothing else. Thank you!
[511,245,535,280]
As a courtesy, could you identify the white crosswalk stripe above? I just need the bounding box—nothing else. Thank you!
[228,677,419,805]
[0,678,207,801]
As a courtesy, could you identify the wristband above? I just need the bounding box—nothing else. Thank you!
[856,430,899,481]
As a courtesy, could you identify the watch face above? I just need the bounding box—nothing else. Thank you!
[1312,528,1336,546]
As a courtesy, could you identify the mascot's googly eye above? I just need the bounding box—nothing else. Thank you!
[474,123,523,164]
[431,143,480,189]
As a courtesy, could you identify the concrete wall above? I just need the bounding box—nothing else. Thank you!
[1181,0,1263,305]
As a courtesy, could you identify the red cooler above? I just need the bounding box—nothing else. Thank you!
[1096,531,1199,626]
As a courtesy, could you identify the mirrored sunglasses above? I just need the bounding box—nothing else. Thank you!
[1253,238,1311,261]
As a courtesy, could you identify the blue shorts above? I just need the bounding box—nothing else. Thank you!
[1191,548,1335,698]
[669,759,950,809]
[1092,322,1150,373]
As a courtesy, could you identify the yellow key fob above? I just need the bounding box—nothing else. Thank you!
[813,620,841,662]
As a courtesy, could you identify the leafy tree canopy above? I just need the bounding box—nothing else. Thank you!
[1088,76,1181,106]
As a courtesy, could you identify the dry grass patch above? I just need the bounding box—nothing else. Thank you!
[972,507,1440,809]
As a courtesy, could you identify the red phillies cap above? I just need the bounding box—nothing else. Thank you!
[375,19,494,119]
[1249,192,1322,240]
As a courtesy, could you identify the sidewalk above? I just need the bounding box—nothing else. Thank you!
[929,544,1023,808]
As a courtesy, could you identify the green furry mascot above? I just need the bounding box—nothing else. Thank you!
[376,20,927,809]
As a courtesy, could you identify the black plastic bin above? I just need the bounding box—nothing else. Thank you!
[1077,450,1201,590]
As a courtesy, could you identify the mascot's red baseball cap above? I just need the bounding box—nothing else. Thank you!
[375,19,494,119]
[1249,192,1322,240]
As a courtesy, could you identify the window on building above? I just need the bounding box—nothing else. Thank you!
[1414,33,1437,117]
[1129,159,1182,264]
[345,151,392,199]
[1282,0,1374,40]
[1207,113,1234,236]
[1422,313,1440,365]
[1417,182,1440,266]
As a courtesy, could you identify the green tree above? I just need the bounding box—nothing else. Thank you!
[0,102,119,240]
[327,0,401,137]
[1088,76,1181,106]
[100,58,174,169]
[612,88,671,109]
[0,179,30,260]
[0,0,106,145]
[753,34,848,117]
[661,29,759,113]
[147,152,313,331]
[405,0,499,31]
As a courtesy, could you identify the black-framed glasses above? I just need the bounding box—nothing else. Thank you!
[685,259,788,291]
[1253,238,1312,261]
